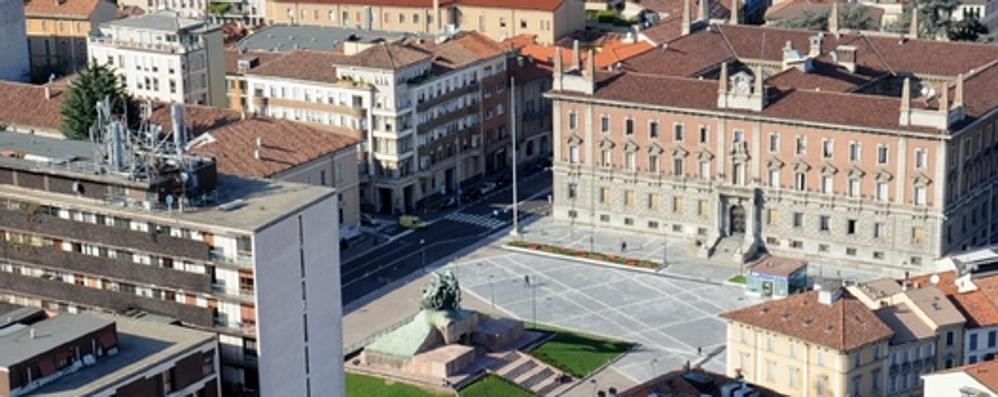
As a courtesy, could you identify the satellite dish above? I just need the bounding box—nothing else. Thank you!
[930,274,940,285]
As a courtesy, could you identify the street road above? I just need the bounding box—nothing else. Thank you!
[340,170,552,305]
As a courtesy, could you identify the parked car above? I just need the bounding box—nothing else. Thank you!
[360,213,376,226]
[462,189,481,203]
[479,182,497,195]
[398,215,428,229]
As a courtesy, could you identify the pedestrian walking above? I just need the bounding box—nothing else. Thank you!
[697,346,702,355]
[620,240,627,253]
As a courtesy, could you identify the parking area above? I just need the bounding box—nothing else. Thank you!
[451,250,763,385]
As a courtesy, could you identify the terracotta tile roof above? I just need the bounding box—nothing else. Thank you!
[457,0,566,12]
[246,50,347,84]
[0,81,67,134]
[720,290,893,351]
[510,36,653,73]
[146,103,243,138]
[864,35,998,77]
[334,42,430,70]
[596,40,655,69]
[553,71,939,133]
[958,60,998,121]
[747,255,806,277]
[508,57,552,83]
[188,118,361,179]
[412,31,507,71]
[501,34,538,50]
[224,50,283,75]
[24,0,104,18]
[964,360,998,392]
[875,303,935,345]
[637,16,686,45]
[627,28,733,76]
[765,61,873,92]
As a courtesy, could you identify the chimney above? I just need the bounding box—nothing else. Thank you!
[432,0,441,32]
[954,73,964,108]
[171,103,186,153]
[254,149,261,160]
[586,48,596,80]
[909,1,919,39]
[828,2,840,33]
[256,136,262,147]
[753,65,764,97]
[808,34,823,58]
[44,86,51,100]
[730,0,740,25]
[818,287,841,305]
[554,47,563,76]
[699,0,709,21]
[835,45,857,73]
[899,77,912,126]
[938,82,949,114]
[682,0,692,36]
[29,328,36,339]
[572,40,581,72]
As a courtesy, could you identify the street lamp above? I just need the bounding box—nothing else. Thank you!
[488,275,496,309]
[509,76,520,237]
[662,228,668,268]
[589,378,598,397]
[420,239,426,270]
[524,275,536,328]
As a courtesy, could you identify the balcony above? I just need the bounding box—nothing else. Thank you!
[266,97,366,117]
[0,209,211,260]
[89,36,205,54]
[417,107,478,134]
[209,249,253,267]
[416,82,479,112]
[0,271,214,326]
[0,241,213,293]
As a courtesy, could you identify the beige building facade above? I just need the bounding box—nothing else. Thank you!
[264,0,584,44]
[546,21,998,274]
[23,0,117,80]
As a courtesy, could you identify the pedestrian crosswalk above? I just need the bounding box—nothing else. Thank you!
[444,212,506,229]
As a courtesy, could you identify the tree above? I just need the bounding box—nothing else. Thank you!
[892,0,959,39]
[950,16,990,41]
[59,62,135,141]
[773,5,876,31]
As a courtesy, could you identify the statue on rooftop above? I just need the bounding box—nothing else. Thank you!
[420,270,462,311]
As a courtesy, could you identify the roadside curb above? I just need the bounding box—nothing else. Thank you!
[501,245,662,274]
[499,244,725,286]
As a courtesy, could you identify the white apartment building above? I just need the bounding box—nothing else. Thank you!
[88,10,226,107]
[0,0,29,82]
[117,0,266,24]
[239,32,510,214]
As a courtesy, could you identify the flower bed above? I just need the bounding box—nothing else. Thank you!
[508,240,661,270]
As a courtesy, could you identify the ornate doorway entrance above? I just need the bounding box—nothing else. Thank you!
[729,205,746,235]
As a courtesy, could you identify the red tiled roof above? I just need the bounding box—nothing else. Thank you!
[638,0,733,19]
[627,28,733,76]
[747,255,806,277]
[765,62,873,92]
[965,360,998,392]
[334,42,430,70]
[0,82,67,134]
[552,71,939,133]
[24,0,105,18]
[412,31,508,70]
[765,1,884,30]
[224,50,284,75]
[147,103,243,138]
[246,50,347,84]
[188,118,361,179]
[720,290,894,351]
[620,369,782,397]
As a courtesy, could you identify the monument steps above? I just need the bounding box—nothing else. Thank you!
[494,351,575,396]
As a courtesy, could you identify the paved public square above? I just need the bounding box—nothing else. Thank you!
[450,249,762,386]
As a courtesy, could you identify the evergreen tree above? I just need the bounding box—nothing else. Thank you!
[892,0,959,39]
[950,16,990,41]
[773,5,876,31]
[60,62,134,141]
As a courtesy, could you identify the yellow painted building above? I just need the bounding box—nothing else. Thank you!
[722,289,895,397]
[23,0,117,79]
[264,0,584,44]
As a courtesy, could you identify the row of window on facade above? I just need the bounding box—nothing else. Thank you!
[564,150,929,205]
[293,8,434,26]
[568,113,929,168]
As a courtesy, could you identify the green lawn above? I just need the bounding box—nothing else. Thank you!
[346,373,452,397]
[528,324,633,378]
[728,274,747,284]
[459,375,534,397]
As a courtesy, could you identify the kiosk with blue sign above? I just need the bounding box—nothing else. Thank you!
[745,256,807,298]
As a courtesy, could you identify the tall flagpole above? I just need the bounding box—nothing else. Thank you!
[510,76,519,237]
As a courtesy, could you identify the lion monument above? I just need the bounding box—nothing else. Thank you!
[420,270,462,311]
